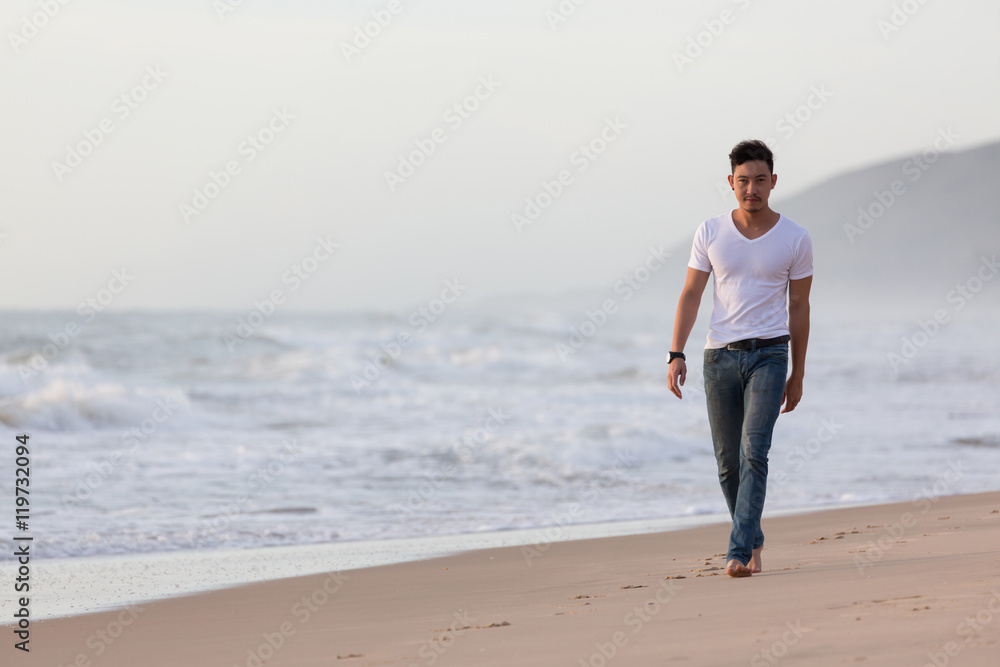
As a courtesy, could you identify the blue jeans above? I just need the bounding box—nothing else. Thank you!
[703,341,788,565]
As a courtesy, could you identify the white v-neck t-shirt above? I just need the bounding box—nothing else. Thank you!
[687,211,813,349]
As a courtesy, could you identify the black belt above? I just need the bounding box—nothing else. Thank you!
[724,334,790,351]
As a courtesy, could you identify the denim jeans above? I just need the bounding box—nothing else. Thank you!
[703,341,788,565]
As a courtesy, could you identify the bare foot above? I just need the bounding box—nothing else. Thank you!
[749,546,763,573]
[726,559,752,578]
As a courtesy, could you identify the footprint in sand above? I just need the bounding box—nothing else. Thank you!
[431,621,511,632]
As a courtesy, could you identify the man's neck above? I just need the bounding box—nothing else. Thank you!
[732,207,780,229]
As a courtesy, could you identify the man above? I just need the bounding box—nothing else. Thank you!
[667,140,813,578]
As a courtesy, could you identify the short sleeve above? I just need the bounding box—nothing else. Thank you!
[688,222,712,273]
[789,231,813,280]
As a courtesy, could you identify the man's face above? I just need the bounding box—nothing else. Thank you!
[728,160,777,213]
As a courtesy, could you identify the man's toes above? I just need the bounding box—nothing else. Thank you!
[726,559,752,578]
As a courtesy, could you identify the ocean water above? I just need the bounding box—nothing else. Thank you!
[0,307,998,561]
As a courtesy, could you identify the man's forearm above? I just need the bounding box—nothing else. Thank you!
[788,304,809,378]
[671,293,701,353]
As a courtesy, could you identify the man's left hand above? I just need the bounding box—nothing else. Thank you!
[781,376,803,413]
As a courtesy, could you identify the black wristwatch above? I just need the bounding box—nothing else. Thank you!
[668,351,686,363]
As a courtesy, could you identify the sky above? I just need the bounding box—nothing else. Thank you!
[1,0,998,313]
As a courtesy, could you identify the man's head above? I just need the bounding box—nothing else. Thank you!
[728,139,777,214]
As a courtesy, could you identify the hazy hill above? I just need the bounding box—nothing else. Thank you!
[471,140,999,328]
[779,140,999,319]
[636,139,1000,325]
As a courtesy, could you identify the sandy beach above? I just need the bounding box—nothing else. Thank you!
[9,490,999,666]
[4,2,999,666]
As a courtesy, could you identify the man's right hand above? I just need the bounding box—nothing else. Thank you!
[667,359,686,399]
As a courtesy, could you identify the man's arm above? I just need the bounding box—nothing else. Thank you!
[782,275,812,413]
[668,267,711,399]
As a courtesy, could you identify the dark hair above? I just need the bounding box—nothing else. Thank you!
[729,140,774,174]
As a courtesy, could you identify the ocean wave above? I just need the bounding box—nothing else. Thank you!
[0,378,192,432]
